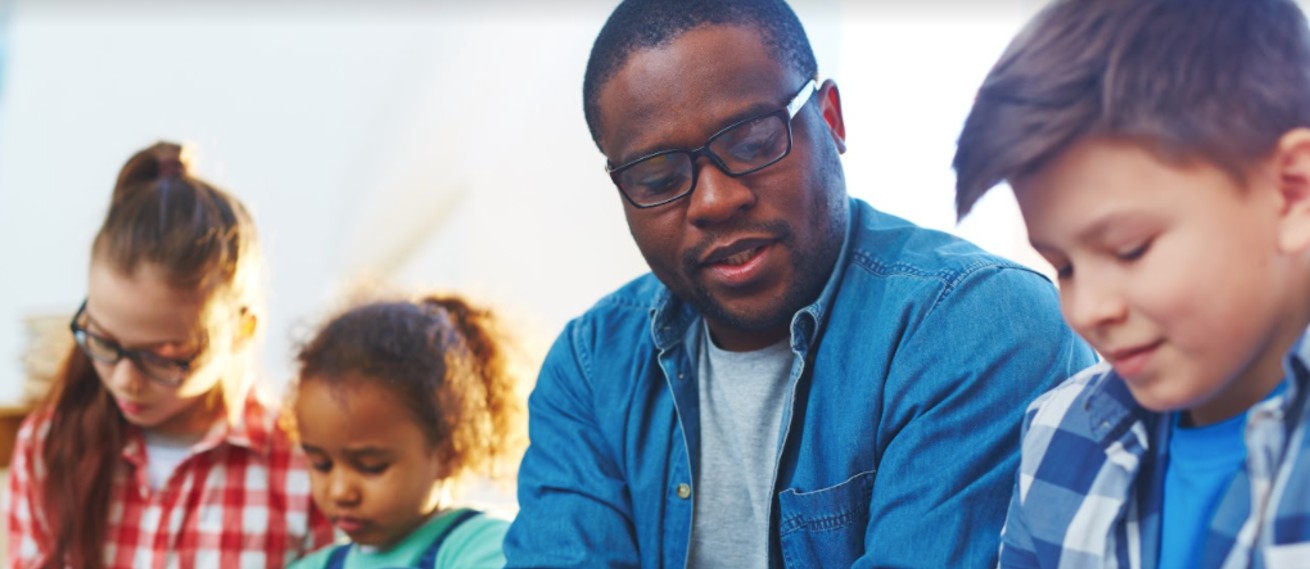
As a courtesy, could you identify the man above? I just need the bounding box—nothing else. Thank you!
[505,1,1095,567]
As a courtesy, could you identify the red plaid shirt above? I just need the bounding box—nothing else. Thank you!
[6,396,333,569]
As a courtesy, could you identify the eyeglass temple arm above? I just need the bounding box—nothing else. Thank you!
[788,79,819,118]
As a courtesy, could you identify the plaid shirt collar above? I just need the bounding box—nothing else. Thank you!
[120,394,275,468]
[1079,330,1310,448]
[1004,330,1310,569]
[1080,366,1155,443]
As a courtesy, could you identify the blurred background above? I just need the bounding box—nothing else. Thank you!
[0,0,1065,539]
[0,0,1054,410]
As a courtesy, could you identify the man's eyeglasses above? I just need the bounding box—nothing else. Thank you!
[606,79,819,209]
[69,300,200,388]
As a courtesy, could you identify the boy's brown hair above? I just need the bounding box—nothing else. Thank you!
[953,0,1310,218]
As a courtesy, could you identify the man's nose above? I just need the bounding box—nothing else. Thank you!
[685,161,756,228]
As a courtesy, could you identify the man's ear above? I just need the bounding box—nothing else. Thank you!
[816,79,846,154]
[1273,128,1310,253]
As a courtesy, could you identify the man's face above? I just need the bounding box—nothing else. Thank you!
[595,24,849,351]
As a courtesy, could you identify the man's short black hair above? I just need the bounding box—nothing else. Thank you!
[583,0,819,150]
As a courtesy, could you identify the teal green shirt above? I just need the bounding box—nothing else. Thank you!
[289,509,507,569]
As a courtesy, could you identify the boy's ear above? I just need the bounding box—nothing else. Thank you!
[1274,128,1310,253]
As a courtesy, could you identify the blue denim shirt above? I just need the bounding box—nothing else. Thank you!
[505,199,1095,568]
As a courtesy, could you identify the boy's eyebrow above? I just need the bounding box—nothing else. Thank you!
[1072,215,1118,245]
[1031,210,1152,252]
[1077,210,1159,243]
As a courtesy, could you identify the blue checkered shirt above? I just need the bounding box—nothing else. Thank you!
[999,335,1310,569]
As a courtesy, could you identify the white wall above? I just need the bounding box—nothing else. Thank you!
[0,1,1048,408]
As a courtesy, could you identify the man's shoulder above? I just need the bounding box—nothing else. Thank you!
[595,272,668,312]
[547,273,668,360]
[567,272,665,329]
[836,201,1058,324]
[846,201,1042,288]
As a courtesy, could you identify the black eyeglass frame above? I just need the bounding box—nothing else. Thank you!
[605,78,821,209]
[68,299,200,388]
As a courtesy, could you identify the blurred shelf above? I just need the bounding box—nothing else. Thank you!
[0,406,30,470]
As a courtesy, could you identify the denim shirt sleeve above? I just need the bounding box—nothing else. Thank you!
[853,265,1095,568]
[503,321,641,569]
[996,401,1045,569]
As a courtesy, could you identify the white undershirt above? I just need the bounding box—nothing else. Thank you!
[143,430,202,490]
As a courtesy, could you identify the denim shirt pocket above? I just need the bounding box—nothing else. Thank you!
[777,469,876,569]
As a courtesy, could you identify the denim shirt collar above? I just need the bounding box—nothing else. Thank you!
[646,197,858,355]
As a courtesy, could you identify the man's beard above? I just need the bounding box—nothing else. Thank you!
[677,193,845,341]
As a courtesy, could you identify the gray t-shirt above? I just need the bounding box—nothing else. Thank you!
[687,324,794,569]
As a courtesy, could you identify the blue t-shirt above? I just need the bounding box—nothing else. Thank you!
[1159,383,1287,569]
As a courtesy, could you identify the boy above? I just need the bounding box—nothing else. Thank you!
[953,0,1310,567]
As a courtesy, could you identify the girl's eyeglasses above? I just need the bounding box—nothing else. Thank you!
[69,299,200,388]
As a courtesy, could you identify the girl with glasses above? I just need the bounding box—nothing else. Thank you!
[288,294,526,569]
[6,142,333,568]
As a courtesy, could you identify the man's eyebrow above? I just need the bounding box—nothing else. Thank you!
[619,100,783,165]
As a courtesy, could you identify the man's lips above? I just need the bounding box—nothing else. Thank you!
[699,237,777,267]
[698,242,777,289]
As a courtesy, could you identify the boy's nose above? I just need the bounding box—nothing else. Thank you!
[1062,279,1128,334]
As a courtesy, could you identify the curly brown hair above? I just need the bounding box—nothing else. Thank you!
[295,294,527,484]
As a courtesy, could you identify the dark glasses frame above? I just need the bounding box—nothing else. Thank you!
[605,78,820,209]
[69,299,200,388]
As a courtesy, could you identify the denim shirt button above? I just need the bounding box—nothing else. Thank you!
[676,483,692,499]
